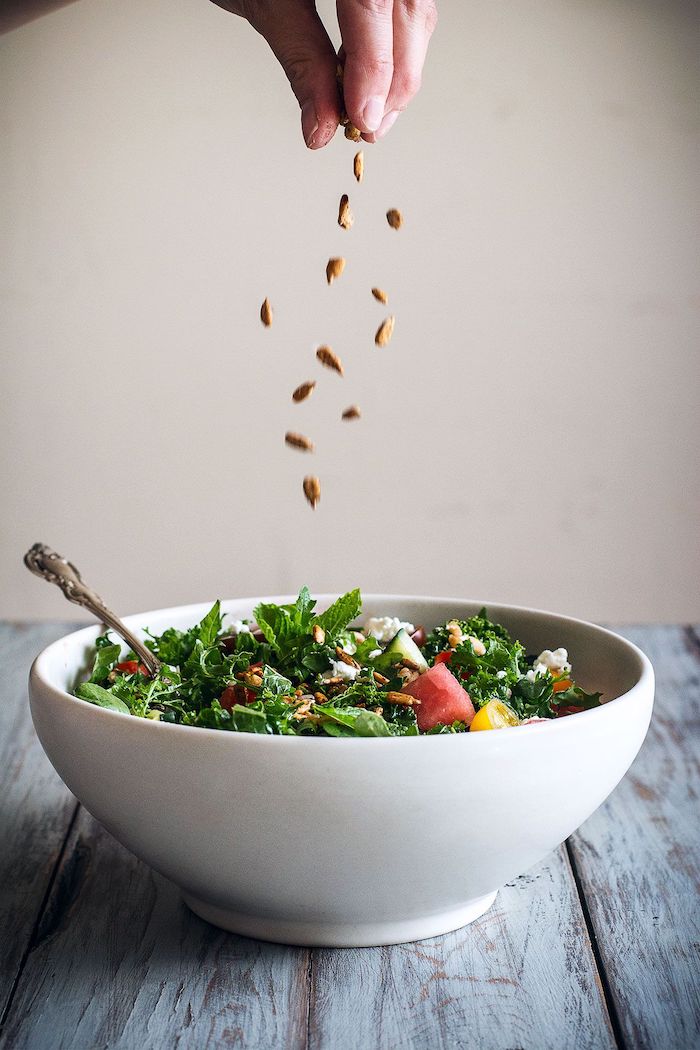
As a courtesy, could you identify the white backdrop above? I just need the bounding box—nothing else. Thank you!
[1,0,698,621]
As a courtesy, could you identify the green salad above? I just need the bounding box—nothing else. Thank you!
[74,588,603,736]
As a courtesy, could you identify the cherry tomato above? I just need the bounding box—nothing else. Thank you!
[220,684,256,712]
[434,651,452,664]
[555,704,584,717]
[116,659,150,678]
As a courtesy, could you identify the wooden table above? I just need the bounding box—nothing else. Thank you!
[1,623,698,1050]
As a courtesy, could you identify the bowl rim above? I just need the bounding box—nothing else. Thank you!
[29,593,655,745]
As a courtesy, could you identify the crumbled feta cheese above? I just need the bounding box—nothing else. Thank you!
[496,670,507,679]
[338,633,357,656]
[368,649,381,659]
[322,660,359,682]
[230,620,251,634]
[364,616,415,642]
[535,648,571,675]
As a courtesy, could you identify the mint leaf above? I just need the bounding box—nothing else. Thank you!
[198,601,222,648]
[316,588,362,639]
[261,665,293,697]
[554,685,603,711]
[229,704,270,734]
[315,702,391,737]
[294,586,316,626]
[354,710,392,736]
[76,682,130,714]
[89,642,121,684]
[253,602,285,651]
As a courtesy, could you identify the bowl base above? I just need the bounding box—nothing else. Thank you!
[182,891,498,947]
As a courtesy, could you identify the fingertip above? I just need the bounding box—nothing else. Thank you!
[301,101,319,147]
[304,114,340,150]
[374,109,400,139]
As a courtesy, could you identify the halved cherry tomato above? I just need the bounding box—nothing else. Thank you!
[555,704,584,717]
[470,699,520,732]
[434,651,452,664]
[552,678,572,693]
[220,684,256,712]
[116,659,150,678]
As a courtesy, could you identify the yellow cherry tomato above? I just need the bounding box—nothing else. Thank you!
[470,699,520,731]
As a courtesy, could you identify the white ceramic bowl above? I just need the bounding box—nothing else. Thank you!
[29,596,654,947]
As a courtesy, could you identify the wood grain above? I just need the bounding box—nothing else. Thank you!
[0,622,78,1022]
[309,846,616,1050]
[0,808,311,1050]
[568,625,700,1050]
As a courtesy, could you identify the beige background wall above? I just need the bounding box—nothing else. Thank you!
[1,0,698,623]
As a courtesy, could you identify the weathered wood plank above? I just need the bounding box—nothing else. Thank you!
[568,625,700,1050]
[309,845,616,1050]
[0,807,311,1050]
[0,622,79,1021]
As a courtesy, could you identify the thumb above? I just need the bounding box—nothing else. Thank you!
[249,2,341,149]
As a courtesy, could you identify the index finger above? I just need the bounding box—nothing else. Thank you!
[337,0,394,134]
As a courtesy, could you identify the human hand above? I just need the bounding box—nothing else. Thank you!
[211,1,437,148]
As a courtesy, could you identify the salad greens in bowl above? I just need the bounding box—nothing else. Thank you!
[74,587,603,737]
[28,591,654,947]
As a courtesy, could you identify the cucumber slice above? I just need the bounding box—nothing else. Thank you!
[384,628,428,672]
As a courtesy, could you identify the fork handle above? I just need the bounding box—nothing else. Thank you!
[24,543,161,675]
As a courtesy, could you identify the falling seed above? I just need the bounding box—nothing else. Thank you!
[342,405,361,421]
[354,151,364,183]
[292,380,316,403]
[386,209,403,230]
[260,298,273,326]
[285,432,314,452]
[316,345,344,375]
[303,475,321,509]
[375,316,395,347]
[338,194,354,230]
[371,287,388,304]
[326,257,346,285]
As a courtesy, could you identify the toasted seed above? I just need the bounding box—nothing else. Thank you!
[260,297,273,326]
[303,475,321,509]
[335,646,360,668]
[316,345,344,375]
[342,405,361,421]
[292,380,316,403]
[372,671,389,685]
[371,287,388,304]
[375,315,395,347]
[386,208,403,230]
[338,194,354,230]
[354,150,364,183]
[326,257,346,285]
[285,431,314,452]
[399,657,421,671]
[344,123,362,142]
[386,691,420,706]
[312,624,326,645]
[314,691,328,704]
